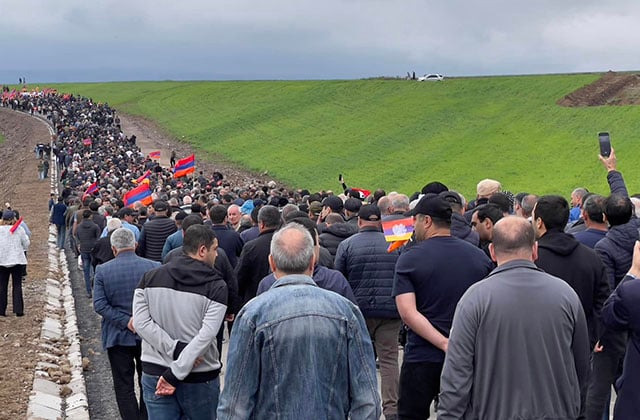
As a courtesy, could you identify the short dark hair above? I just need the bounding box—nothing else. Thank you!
[182,214,204,232]
[535,195,569,230]
[583,194,605,223]
[604,193,633,226]
[82,209,92,219]
[474,204,504,225]
[488,192,512,214]
[89,201,99,212]
[209,205,228,224]
[288,217,319,245]
[183,225,216,255]
[258,205,281,229]
[492,217,535,255]
[284,210,309,222]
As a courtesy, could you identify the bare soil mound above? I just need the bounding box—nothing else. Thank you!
[558,71,640,106]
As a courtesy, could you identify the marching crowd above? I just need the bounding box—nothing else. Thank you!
[2,88,640,419]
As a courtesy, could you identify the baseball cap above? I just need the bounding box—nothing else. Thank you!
[309,201,323,216]
[344,197,362,213]
[405,194,452,221]
[153,200,169,212]
[1,210,16,220]
[358,204,381,221]
[439,191,462,206]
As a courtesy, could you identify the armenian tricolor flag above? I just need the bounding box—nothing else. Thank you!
[173,154,195,178]
[134,170,151,184]
[149,151,161,159]
[123,183,153,207]
[82,181,99,199]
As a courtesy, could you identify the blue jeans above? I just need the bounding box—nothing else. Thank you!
[142,373,219,420]
[56,224,66,249]
[80,252,93,295]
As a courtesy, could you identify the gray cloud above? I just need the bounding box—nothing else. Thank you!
[1,0,639,82]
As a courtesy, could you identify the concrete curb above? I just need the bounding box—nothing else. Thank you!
[25,115,89,419]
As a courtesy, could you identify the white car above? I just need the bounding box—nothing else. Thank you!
[418,74,444,82]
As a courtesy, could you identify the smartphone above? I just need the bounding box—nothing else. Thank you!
[338,174,343,182]
[598,132,611,157]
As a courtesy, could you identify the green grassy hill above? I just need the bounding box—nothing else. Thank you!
[48,75,640,199]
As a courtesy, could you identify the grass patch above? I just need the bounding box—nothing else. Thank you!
[48,74,640,199]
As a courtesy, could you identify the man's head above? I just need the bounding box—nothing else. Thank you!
[532,195,569,238]
[110,228,136,255]
[406,194,452,242]
[571,188,589,208]
[518,194,538,218]
[581,194,606,226]
[358,204,381,229]
[227,204,241,227]
[476,179,501,199]
[604,193,633,227]
[322,195,344,214]
[181,214,204,233]
[344,198,362,218]
[390,193,410,214]
[82,209,92,220]
[488,192,513,215]
[489,216,537,265]
[119,207,137,224]
[106,217,122,233]
[377,196,392,216]
[153,200,169,216]
[440,191,464,215]
[287,217,321,265]
[209,205,228,225]
[268,223,315,277]
[258,205,282,232]
[183,225,218,267]
[308,201,322,221]
[471,204,504,242]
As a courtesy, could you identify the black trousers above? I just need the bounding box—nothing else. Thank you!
[585,332,627,420]
[0,265,25,315]
[398,360,443,420]
[107,344,147,420]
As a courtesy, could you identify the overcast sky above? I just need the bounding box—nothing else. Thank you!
[1,0,639,83]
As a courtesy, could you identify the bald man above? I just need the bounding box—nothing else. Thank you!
[439,216,589,420]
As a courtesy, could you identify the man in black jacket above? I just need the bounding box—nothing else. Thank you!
[235,205,281,305]
[209,205,244,268]
[533,195,610,350]
[137,201,177,262]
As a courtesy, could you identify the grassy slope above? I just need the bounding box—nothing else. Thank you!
[49,75,640,199]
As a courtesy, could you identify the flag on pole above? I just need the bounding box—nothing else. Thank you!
[173,154,195,178]
[123,183,153,207]
[9,217,23,234]
[82,181,98,199]
[381,217,414,242]
[134,170,151,184]
[149,151,161,159]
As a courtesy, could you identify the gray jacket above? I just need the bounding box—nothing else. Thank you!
[439,260,590,420]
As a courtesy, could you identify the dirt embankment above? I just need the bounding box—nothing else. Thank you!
[558,71,640,106]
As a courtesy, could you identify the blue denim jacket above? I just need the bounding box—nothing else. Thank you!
[217,274,381,419]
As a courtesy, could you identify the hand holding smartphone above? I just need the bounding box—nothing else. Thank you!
[598,132,611,157]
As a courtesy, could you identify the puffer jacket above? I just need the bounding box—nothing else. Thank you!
[137,216,177,262]
[319,223,357,258]
[335,227,400,319]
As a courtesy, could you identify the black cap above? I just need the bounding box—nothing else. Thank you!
[358,204,381,221]
[153,200,169,212]
[344,197,362,213]
[405,194,452,221]
[439,191,462,206]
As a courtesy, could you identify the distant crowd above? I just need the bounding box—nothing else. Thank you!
[2,85,640,419]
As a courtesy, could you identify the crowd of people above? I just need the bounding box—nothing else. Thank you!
[3,87,640,419]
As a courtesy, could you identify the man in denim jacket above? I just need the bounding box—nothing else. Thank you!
[218,223,381,419]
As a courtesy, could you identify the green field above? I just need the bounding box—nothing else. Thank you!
[47,75,640,200]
